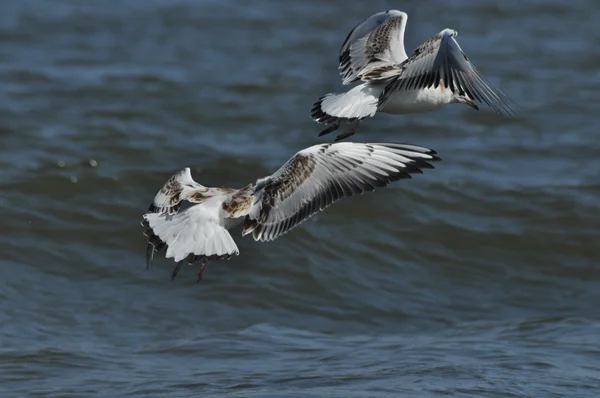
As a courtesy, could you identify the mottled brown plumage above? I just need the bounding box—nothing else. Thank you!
[222,184,254,218]
[339,10,408,86]
[363,16,404,61]
[188,191,211,203]
[262,154,317,211]
[148,168,209,215]
[154,173,183,214]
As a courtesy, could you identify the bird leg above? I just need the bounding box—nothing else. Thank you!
[318,121,341,137]
[196,257,209,282]
[334,120,360,142]
[171,261,183,281]
[145,244,155,270]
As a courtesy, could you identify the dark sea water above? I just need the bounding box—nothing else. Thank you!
[1,0,599,396]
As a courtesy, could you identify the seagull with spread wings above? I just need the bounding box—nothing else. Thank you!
[311,10,517,141]
[142,142,439,282]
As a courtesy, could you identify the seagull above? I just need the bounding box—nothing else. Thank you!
[311,10,517,141]
[142,142,439,282]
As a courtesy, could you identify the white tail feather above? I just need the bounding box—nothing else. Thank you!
[144,208,239,263]
[312,83,381,123]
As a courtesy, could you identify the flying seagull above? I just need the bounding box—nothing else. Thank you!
[142,142,439,282]
[311,10,517,141]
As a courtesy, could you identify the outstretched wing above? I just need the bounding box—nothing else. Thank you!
[375,29,516,116]
[242,142,439,242]
[339,10,408,85]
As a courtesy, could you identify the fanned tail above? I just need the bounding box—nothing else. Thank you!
[142,211,239,269]
[311,83,381,126]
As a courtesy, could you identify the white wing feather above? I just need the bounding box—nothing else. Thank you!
[376,29,516,115]
[242,142,438,242]
[339,10,408,85]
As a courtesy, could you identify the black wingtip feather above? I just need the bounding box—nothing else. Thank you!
[245,142,441,243]
[311,96,329,122]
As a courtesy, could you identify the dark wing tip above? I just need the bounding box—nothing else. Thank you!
[310,95,328,121]
[502,99,520,118]
[378,143,439,156]
[406,159,435,174]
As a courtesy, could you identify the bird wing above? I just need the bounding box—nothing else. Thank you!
[147,167,210,215]
[242,142,438,242]
[374,29,516,116]
[339,10,408,85]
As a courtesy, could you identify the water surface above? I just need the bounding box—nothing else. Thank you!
[1,0,599,396]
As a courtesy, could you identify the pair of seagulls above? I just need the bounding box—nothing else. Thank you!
[142,10,516,282]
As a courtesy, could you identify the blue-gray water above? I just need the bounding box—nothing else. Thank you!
[1,0,599,397]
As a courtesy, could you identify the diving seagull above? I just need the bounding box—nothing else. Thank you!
[311,10,517,141]
[142,142,439,282]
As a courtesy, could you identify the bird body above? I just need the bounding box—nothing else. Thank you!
[142,142,439,281]
[311,10,515,140]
